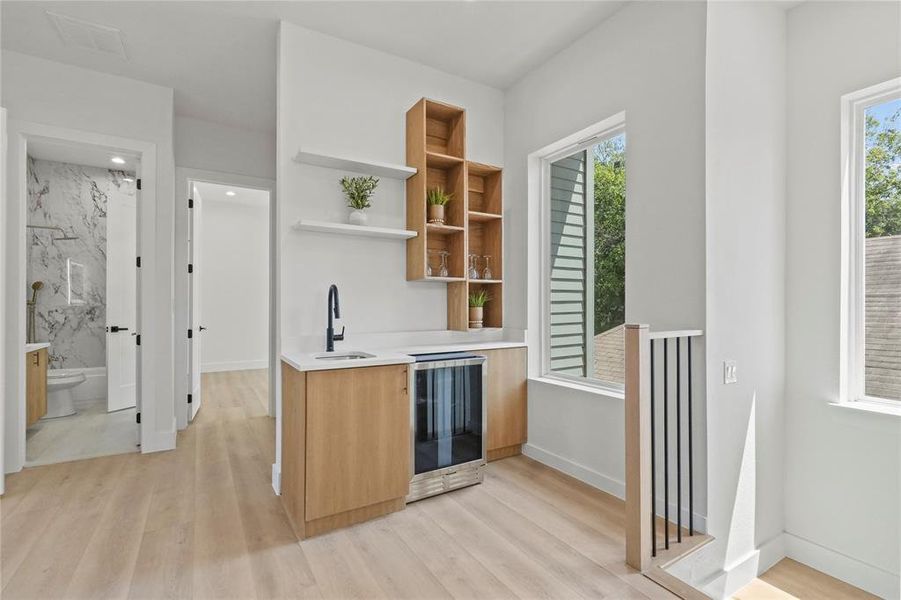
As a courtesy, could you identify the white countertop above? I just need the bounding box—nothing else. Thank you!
[281,350,415,372]
[281,340,527,372]
[25,342,51,353]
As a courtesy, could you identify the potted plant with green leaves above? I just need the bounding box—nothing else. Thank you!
[341,175,379,226]
[468,289,490,329]
[427,186,452,225]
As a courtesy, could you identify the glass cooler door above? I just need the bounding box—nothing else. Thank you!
[413,359,484,475]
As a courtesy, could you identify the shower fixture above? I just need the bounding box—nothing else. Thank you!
[27,281,43,344]
[27,224,80,241]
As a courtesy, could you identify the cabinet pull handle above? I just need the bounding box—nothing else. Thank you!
[33,352,39,366]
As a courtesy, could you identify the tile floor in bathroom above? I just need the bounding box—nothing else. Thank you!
[25,398,138,466]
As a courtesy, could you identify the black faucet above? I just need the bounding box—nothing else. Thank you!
[326,284,345,352]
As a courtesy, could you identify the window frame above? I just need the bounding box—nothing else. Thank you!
[841,77,901,407]
[538,113,626,393]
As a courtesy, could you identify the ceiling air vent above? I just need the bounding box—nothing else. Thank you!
[46,11,128,60]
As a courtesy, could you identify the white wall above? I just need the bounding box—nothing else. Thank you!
[680,3,788,596]
[784,2,901,597]
[199,187,269,372]
[505,0,708,517]
[277,23,504,345]
[2,51,177,462]
[175,116,275,180]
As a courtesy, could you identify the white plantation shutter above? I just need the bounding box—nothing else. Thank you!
[549,151,594,376]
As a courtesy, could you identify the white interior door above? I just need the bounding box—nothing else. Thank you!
[188,185,203,420]
[106,173,138,412]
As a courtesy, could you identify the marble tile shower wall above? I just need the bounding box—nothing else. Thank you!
[26,157,135,369]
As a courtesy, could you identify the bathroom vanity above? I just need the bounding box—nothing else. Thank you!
[25,346,49,426]
[279,343,527,539]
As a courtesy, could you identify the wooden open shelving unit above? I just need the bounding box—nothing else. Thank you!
[406,98,504,331]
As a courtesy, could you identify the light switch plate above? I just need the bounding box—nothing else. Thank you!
[724,360,738,384]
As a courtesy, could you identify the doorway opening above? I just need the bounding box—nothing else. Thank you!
[187,180,271,424]
[23,138,140,466]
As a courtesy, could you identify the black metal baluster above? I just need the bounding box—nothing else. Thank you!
[676,337,682,544]
[663,338,669,550]
[688,337,694,536]
[650,340,657,557]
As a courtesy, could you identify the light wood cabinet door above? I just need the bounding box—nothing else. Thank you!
[305,364,410,521]
[26,349,48,427]
[484,347,527,453]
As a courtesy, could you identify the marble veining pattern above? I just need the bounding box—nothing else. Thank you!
[26,157,135,369]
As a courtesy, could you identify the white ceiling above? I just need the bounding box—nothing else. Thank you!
[1,1,279,133]
[193,181,270,207]
[28,137,139,172]
[1,1,627,134]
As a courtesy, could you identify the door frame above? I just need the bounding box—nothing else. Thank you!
[174,168,276,430]
[3,121,157,475]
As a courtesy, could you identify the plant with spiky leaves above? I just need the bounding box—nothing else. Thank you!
[427,187,453,206]
[468,289,490,308]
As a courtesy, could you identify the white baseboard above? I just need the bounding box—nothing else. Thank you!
[523,442,625,497]
[785,532,900,600]
[201,359,268,373]
[271,463,281,495]
[757,533,786,575]
[690,534,785,600]
[523,442,707,533]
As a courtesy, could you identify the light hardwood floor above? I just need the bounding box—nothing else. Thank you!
[734,558,879,600]
[0,369,874,600]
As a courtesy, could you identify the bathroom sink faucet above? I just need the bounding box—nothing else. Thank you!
[326,284,345,352]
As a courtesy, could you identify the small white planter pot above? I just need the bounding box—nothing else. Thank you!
[348,209,369,226]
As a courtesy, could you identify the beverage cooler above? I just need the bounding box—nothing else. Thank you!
[408,352,486,502]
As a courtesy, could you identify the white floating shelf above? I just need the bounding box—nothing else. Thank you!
[294,150,417,180]
[292,219,417,240]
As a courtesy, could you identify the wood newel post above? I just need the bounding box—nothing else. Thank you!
[625,323,652,571]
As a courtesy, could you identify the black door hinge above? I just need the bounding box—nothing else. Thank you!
[188,329,193,339]
[136,412,141,424]
[136,334,141,346]
[136,256,141,268]
[188,263,193,274]
[137,178,142,190]
[187,393,193,404]
[188,198,194,209]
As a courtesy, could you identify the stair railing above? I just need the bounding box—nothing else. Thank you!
[625,324,704,571]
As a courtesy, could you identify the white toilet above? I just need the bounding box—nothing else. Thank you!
[44,369,86,419]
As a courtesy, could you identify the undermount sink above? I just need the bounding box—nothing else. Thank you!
[313,351,376,361]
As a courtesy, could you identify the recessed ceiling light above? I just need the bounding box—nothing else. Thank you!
[110,156,125,165]
[225,191,236,197]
